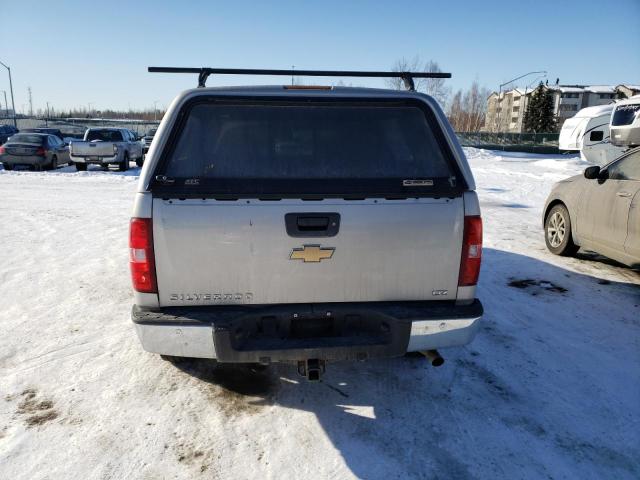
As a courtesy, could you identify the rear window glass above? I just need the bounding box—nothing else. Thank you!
[612,104,640,126]
[87,130,123,142]
[163,102,453,182]
[8,134,44,144]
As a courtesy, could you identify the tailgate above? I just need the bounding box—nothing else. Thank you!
[71,141,114,157]
[148,96,469,307]
[153,198,463,306]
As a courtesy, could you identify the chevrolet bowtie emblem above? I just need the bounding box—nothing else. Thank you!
[290,245,335,263]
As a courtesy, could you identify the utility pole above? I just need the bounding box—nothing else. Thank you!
[153,100,158,122]
[0,59,17,128]
[1,90,7,119]
[46,102,50,126]
[28,86,33,117]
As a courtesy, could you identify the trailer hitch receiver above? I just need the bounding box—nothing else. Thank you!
[297,359,326,381]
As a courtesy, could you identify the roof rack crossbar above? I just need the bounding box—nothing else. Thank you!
[148,66,451,90]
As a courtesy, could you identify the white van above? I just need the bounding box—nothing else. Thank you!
[559,104,626,165]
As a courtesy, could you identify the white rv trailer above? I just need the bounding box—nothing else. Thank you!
[610,95,640,147]
[559,104,626,165]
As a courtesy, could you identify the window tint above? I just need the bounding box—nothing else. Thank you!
[589,130,604,142]
[9,134,44,144]
[164,103,453,181]
[608,149,640,181]
[86,130,123,142]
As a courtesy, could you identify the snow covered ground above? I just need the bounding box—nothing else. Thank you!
[0,149,638,479]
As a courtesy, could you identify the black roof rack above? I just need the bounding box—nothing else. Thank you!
[148,66,451,91]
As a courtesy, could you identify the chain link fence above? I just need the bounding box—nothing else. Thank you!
[1,117,160,138]
[456,132,561,154]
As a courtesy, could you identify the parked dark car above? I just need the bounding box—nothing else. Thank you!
[0,124,19,144]
[142,128,157,153]
[0,133,70,170]
[22,128,65,141]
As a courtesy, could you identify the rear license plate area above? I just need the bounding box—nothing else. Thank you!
[291,316,337,338]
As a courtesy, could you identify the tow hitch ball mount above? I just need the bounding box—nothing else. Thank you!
[297,359,326,381]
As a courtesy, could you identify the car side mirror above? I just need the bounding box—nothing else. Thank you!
[584,166,600,179]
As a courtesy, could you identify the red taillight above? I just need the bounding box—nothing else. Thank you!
[35,147,46,156]
[459,216,482,287]
[0,145,5,154]
[129,218,157,293]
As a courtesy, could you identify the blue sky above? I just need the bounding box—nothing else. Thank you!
[1,0,639,112]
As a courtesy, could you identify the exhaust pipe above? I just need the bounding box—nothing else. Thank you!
[421,349,444,367]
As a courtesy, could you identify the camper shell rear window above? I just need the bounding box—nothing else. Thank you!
[152,96,464,198]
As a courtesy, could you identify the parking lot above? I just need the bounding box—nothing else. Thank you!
[0,149,639,479]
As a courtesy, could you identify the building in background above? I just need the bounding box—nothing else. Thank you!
[483,84,636,133]
[616,84,640,98]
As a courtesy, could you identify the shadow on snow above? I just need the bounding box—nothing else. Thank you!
[164,248,640,479]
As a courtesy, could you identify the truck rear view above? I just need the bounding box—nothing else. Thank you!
[130,75,482,379]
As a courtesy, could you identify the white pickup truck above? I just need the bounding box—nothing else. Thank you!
[130,68,483,380]
[70,128,143,171]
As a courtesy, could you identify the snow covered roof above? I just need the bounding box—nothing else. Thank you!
[557,86,585,93]
[539,85,616,94]
[493,83,632,99]
[585,85,615,93]
[617,84,640,91]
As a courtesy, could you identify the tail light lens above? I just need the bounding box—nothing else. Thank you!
[129,218,157,293]
[459,216,482,287]
[0,145,5,154]
[36,147,46,156]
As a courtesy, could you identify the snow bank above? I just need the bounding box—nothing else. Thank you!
[0,153,638,479]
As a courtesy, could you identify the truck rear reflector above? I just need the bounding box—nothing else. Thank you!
[129,218,157,293]
[459,216,482,287]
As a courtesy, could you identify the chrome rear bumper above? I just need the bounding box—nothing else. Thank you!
[132,300,482,361]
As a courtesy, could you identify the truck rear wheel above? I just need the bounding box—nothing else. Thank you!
[119,154,129,171]
[75,163,87,171]
[2,163,13,171]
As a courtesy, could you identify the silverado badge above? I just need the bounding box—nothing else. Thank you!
[290,245,335,263]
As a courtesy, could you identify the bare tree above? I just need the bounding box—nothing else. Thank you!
[445,81,490,132]
[447,90,464,131]
[387,56,451,107]
[421,60,450,107]
[386,56,423,91]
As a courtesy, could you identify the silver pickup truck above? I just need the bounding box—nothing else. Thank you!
[70,128,143,171]
[130,72,483,379]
